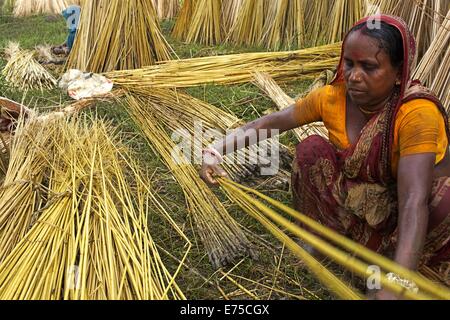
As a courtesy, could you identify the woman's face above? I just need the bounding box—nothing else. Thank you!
[343,30,402,107]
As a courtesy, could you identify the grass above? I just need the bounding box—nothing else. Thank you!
[0,14,66,49]
[0,13,342,300]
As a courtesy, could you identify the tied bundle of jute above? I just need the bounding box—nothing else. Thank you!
[0,116,188,300]
[123,86,288,182]
[185,0,223,46]
[66,0,174,73]
[152,0,180,20]
[12,0,79,17]
[413,8,450,112]
[107,42,341,89]
[2,42,57,91]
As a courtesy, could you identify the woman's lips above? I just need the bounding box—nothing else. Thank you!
[348,88,365,93]
[348,88,366,96]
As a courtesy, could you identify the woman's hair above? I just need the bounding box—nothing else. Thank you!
[349,21,404,68]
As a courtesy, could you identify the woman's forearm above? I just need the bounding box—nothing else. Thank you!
[395,153,435,271]
[394,203,429,270]
[211,117,274,156]
[210,105,298,156]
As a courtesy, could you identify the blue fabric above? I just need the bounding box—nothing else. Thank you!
[66,31,77,50]
[62,5,80,51]
[62,5,80,33]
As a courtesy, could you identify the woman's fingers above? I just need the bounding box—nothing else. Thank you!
[200,164,227,186]
[213,165,228,178]
[200,166,216,185]
[205,168,219,185]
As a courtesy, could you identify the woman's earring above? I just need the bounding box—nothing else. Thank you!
[395,80,401,86]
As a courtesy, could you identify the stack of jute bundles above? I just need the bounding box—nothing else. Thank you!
[152,0,180,20]
[66,0,174,73]
[173,0,367,49]
[106,42,342,89]
[12,0,82,16]
[0,115,188,300]
[2,42,57,91]
[369,0,450,111]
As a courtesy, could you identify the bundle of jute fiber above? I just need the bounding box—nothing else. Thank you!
[152,0,180,20]
[0,118,50,262]
[13,0,69,16]
[413,8,450,111]
[260,0,306,50]
[221,0,243,33]
[219,178,450,300]
[304,0,332,47]
[107,42,341,89]
[0,116,188,300]
[2,42,57,91]
[428,45,450,112]
[225,0,363,48]
[123,93,256,269]
[372,0,450,62]
[225,0,268,46]
[123,86,288,183]
[252,72,329,142]
[0,93,120,261]
[172,0,196,40]
[324,0,366,44]
[0,91,124,191]
[185,0,223,45]
[66,0,174,73]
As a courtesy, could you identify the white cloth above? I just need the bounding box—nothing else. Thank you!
[59,69,114,100]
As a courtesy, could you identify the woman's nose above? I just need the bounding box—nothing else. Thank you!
[349,68,363,83]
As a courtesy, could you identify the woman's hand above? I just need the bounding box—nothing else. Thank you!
[200,148,228,186]
[200,161,227,186]
[198,105,301,186]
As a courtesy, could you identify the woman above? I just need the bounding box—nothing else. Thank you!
[200,15,449,299]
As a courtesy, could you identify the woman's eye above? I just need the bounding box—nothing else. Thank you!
[344,60,353,68]
[364,64,377,71]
